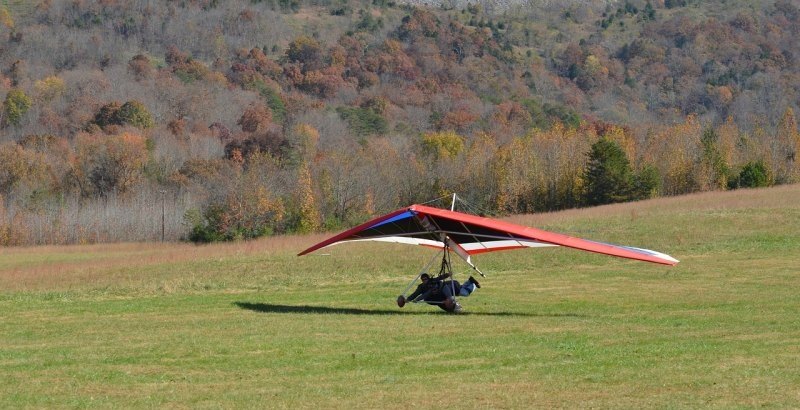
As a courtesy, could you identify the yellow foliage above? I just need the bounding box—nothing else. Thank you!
[583,55,607,77]
[205,71,229,86]
[383,39,403,54]
[644,115,703,195]
[329,46,346,68]
[775,107,800,182]
[492,138,527,213]
[294,123,320,161]
[716,116,740,166]
[363,190,375,218]
[0,143,52,194]
[296,163,319,234]
[601,125,636,165]
[34,76,66,102]
[421,130,464,160]
[0,7,13,29]
[255,186,285,223]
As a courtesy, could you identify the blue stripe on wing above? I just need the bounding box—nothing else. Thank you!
[367,210,414,230]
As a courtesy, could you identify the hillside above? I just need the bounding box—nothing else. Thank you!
[2,184,799,407]
[0,0,798,245]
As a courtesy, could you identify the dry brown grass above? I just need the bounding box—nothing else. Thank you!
[0,235,312,291]
[505,184,800,226]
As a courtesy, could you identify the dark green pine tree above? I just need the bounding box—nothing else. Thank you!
[584,138,634,206]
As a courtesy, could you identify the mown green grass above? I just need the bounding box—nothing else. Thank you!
[2,186,800,408]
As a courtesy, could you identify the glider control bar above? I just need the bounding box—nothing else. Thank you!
[415,212,487,277]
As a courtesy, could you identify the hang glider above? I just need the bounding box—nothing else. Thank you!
[299,202,677,312]
[298,204,679,267]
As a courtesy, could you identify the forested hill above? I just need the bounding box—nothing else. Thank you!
[0,0,798,245]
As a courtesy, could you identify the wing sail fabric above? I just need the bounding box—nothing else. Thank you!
[298,204,678,266]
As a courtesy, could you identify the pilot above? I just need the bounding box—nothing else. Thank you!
[398,272,480,312]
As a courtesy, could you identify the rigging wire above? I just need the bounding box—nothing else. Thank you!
[453,193,497,218]
[417,192,495,217]
[418,194,453,207]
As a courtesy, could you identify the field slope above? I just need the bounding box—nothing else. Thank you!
[2,185,800,408]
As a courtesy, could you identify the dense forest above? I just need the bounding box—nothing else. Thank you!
[0,0,798,245]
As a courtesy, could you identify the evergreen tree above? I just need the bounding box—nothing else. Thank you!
[584,138,634,206]
[632,164,661,200]
[736,161,771,188]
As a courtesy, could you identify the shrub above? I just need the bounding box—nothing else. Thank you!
[186,186,284,243]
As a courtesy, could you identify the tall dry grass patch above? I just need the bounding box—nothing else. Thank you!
[505,184,800,227]
[0,235,309,291]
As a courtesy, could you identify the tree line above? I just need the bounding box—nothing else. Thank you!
[0,0,798,245]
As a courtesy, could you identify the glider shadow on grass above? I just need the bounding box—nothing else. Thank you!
[234,302,585,318]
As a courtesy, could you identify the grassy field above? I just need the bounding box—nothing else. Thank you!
[2,185,800,408]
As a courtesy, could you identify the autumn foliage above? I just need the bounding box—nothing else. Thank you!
[0,0,799,245]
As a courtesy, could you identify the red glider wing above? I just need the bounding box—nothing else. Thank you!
[298,204,678,266]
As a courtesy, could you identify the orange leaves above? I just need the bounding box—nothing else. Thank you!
[280,35,351,98]
[439,107,479,133]
[128,54,153,81]
[238,103,272,133]
[361,39,419,81]
[72,131,149,197]
[383,39,404,55]
[255,186,284,223]
[225,181,285,236]
[297,67,347,98]
[397,9,440,41]
[0,143,52,197]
